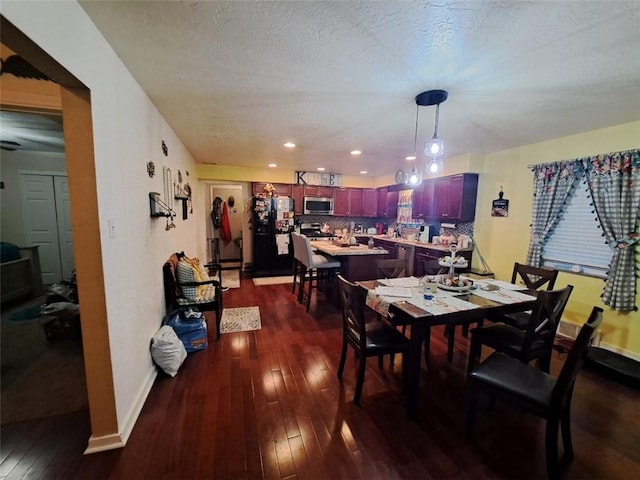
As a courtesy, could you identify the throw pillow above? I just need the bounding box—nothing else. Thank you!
[176,259,199,300]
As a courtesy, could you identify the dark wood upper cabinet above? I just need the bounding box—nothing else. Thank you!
[291,184,304,215]
[432,173,478,221]
[361,188,378,217]
[302,185,334,198]
[376,187,388,217]
[386,190,399,220]
[333,188,362,216]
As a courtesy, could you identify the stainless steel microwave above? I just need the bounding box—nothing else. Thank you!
[303,196,334,215]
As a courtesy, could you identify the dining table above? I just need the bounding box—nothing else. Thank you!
[358,276,538,418]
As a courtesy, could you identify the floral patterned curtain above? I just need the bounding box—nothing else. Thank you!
[584,149,640,311]
[526,162,582,267]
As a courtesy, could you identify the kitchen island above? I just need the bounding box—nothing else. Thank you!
[312,241,390,282]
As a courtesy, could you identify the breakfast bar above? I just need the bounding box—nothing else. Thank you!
[312,241,390,282]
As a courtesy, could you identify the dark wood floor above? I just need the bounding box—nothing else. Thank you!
[1,277,639,479]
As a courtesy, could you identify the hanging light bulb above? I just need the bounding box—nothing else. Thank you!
[427,157,443,174]
[425,103,444,157]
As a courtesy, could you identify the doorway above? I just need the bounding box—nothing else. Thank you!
[208,184,244,270]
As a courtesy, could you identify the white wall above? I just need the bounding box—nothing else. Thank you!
[2,1,208,446]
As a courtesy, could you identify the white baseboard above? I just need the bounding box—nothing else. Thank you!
[84,367,158,454]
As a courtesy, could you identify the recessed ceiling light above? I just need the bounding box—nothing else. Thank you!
[268,163,277,168]
[406,155,416,161]
[317,167,325,171]
[360,170,368,174]
[351,150,362,156]
[284,142,296,148]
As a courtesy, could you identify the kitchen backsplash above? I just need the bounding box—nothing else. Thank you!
[297,214,474,239]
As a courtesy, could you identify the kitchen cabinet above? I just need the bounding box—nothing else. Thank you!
[291,184,304,215]
[376,187,388,216]
[303,185,334,198]
[333,188,362,216]
[386,190,399,219]
[362,188,378,217]
[252,182,292,197]
[373,238,399,258]
[432,173,479,222]
[414,180,435,219]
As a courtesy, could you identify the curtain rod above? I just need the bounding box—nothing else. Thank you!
[527,147,639,170]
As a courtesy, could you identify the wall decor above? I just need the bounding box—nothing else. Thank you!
[491,187,509,217]
[161,140,168,156]
[147,160,155,178]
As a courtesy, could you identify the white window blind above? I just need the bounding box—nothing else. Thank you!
[541,183,612,278]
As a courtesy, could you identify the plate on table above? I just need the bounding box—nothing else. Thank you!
[437,283,473,292]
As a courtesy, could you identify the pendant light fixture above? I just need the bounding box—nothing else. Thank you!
[416,89,448,174]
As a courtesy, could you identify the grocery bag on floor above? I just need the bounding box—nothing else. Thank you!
[150,326,187,377]
[163,307,208,352]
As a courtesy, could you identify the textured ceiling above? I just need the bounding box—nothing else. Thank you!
[20,2,640,175]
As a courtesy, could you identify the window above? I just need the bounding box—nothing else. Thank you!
[541,182,612,278]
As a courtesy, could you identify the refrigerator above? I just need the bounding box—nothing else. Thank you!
[251,196,295,276]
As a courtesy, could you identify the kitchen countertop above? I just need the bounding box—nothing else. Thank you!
[354,235,473,252]
[312,241,389,256]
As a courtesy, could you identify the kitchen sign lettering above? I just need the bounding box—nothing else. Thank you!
[295,171,342,187]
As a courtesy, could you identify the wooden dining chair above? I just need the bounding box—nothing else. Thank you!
[336,274,409,404]
[376,257,409,279]
[487,262,559,329]
[466,306,603,480]
[467,285,574,375]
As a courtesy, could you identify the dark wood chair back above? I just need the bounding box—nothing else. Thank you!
[376,258,408,279]
[520,285,574,360]
[511,262,559,291]
[336,274,367,354]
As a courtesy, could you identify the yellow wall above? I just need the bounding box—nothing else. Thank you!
[471,121,640,357]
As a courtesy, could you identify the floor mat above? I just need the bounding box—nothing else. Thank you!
[7,305,44,322]
[252,276,293,286]
[221,269,240,288]
[219,306,261,334]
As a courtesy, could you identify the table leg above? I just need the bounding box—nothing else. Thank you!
[406,322,428,418]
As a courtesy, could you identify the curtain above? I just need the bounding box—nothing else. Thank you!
[526,162,582,267]
[584,149,640,311]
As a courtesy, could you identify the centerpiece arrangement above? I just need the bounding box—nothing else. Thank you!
[437,244,473,291]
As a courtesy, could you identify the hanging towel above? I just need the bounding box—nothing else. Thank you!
[220,202,232,245]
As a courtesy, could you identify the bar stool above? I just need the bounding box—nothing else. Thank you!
[291,232,306,302]
[299,234,341,312]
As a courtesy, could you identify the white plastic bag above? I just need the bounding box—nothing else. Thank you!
[150,326,187,377]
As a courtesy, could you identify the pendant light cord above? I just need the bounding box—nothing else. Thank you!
[433,103,440,138]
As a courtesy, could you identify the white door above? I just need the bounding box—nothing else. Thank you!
[20,173,74,284]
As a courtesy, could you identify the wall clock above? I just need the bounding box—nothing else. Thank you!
[395,170,405,184]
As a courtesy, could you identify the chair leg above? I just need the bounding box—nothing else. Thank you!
[306,269,314,312]
[561,392,575,459]
[467,335,482,376]
[545,418,561,480]
[337,338,348,379]
[462,323,469,338]
[378,355,384,369]
[291,260,298,294]
[298,266,306,304]
[540,349,552,374]
[354,353,366,405]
